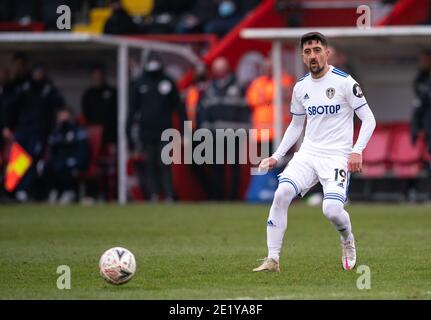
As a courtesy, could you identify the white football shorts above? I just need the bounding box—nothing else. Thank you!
[277,150,351,204]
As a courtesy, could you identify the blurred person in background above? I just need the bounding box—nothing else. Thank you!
[81,65,118,200]
[0,67,14,202]
[175,0,216,34]
[236,51,265,89]
[198,56,250,200]
[3,52,31,198]
[246,57,294,155]
[203,0,259,37]
[127,53,187,202]
[81,66,118,148]
[129,54,143,83]
[185,65,210,132]
[327,45,358,79]
[275,0,303,27]
[2,64,64,202]
[411,49,431,156]
[204,0,242,37]
[38,107,89,205]
[9,52,31,91]
[144,0,194,34]
[81,65,118,151]
[0,68,13,149]
[103,0,137,35]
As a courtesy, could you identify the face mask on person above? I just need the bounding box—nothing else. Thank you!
[218,1,235,17]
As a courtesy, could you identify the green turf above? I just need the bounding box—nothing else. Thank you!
[0,202,430,299]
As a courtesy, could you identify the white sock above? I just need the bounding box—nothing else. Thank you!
[322,198,352,241]
[267,182,296,262]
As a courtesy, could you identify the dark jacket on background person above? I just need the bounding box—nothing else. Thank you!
[0,81,14,147]
[6,77,64,140]
[81,84,118,146]
[9,71,31,93]
[104,7,137,35]
[127,67,187,145]
[411,69,431,151]
[2,76,64,199]
[45,121,89,173]
[196,73,250,201]
[198,74,250,131]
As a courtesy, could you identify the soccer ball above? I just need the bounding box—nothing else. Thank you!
[99,247,136,285]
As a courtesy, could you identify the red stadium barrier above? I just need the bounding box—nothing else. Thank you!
[388,124,426,178]
[376,0,430,26]
[0,22,45,32]
[362,127,391,178]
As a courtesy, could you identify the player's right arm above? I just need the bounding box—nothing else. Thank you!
[259,84,305,172]
[344,76,376,172]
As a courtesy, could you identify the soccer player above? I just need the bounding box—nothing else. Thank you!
[253,32,376,272]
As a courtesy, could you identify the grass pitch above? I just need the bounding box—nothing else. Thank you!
[0,202,430,299]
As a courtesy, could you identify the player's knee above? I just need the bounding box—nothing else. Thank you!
[322,198,344,221]
[273,183,296,208]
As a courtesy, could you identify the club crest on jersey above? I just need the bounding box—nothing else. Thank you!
[326,87,335,99]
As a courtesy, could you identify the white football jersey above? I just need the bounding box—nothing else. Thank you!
[291,65,368,157]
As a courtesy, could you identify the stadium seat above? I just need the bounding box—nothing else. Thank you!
[388,124,425,178]
[73,7,112,34]
[361,127,391,178]
[72,24,98,34]
[90,7,113,23]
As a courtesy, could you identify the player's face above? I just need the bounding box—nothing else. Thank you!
[302,40,329,75]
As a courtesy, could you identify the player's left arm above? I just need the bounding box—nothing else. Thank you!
[346,77,376,172]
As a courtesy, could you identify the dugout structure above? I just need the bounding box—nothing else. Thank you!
[0,32,204,204]
[240,26,431,149]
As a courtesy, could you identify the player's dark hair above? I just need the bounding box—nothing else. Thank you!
[300,32,329,49]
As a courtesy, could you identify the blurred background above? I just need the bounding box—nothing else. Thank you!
[0,0,430,206]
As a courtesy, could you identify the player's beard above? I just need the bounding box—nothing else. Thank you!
[308,60,323,75]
